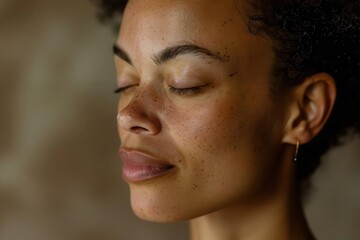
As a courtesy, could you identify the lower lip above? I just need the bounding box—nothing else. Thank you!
[122,163,174,183]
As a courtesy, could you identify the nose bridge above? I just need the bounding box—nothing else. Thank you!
[125,85,158,115]
[118,85,162,135]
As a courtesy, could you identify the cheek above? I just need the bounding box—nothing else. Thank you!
[164,96,242,155]
[165,89,258,160]
[164,90,279,197]
[163,95,243,186]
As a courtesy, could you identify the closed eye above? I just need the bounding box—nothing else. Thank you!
[168,85,207,96]
[114,85,137,94]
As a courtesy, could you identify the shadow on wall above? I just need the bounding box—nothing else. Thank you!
[0,0,358,240]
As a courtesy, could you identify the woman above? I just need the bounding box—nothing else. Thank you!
[98,0,360,239]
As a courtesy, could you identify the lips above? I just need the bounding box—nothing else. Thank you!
[119,149,174,183]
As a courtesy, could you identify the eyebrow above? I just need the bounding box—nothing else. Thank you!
[113,43,225,65]
[113,45,132,64]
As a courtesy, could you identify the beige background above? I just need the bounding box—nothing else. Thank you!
[0,1,359,239]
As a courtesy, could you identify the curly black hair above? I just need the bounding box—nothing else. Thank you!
[93,0,127,22]
[247,0,360,180]
[94,0,360,181]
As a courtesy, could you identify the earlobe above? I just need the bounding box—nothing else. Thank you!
[282,73,337,145]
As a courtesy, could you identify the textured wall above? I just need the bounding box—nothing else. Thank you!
[0,1,358,239]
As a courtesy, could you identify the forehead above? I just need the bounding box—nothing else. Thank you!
[124,0,243,22]
[117,0,274,78]
[119,0,248,55]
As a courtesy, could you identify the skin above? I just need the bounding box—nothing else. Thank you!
[114,0,336,239]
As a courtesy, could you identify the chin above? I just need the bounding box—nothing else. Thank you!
[130,196,186,223]
[128,184,210,223]
[129,186,233,223]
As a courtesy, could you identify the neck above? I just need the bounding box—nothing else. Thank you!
[190,146,315,240]
[190,192,314,240]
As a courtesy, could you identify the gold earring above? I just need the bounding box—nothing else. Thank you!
[294,140,300,162]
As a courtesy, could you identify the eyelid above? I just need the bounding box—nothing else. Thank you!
[167,75,206,88]
[114,84,137,94]
[115,73,139,94]
[169,83,209,89]
[168,84,209,96]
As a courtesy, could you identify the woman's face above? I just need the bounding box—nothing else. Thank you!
[115,0,289,222]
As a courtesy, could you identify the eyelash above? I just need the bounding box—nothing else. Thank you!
[114,85,136,94]
[168,86,202,96]
[114,85,206,96]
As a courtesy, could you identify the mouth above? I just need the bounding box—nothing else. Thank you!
[119,148,175,183]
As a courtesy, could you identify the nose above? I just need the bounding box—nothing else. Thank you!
[117,91,162,135]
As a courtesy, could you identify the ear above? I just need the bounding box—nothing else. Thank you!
[282,72,337,145]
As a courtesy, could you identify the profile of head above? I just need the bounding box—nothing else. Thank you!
[97,0,360,235]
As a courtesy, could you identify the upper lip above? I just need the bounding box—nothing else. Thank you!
[119,148,174,167]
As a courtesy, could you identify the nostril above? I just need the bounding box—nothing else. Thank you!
[130,126,149,134]
[117,99,162,135]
